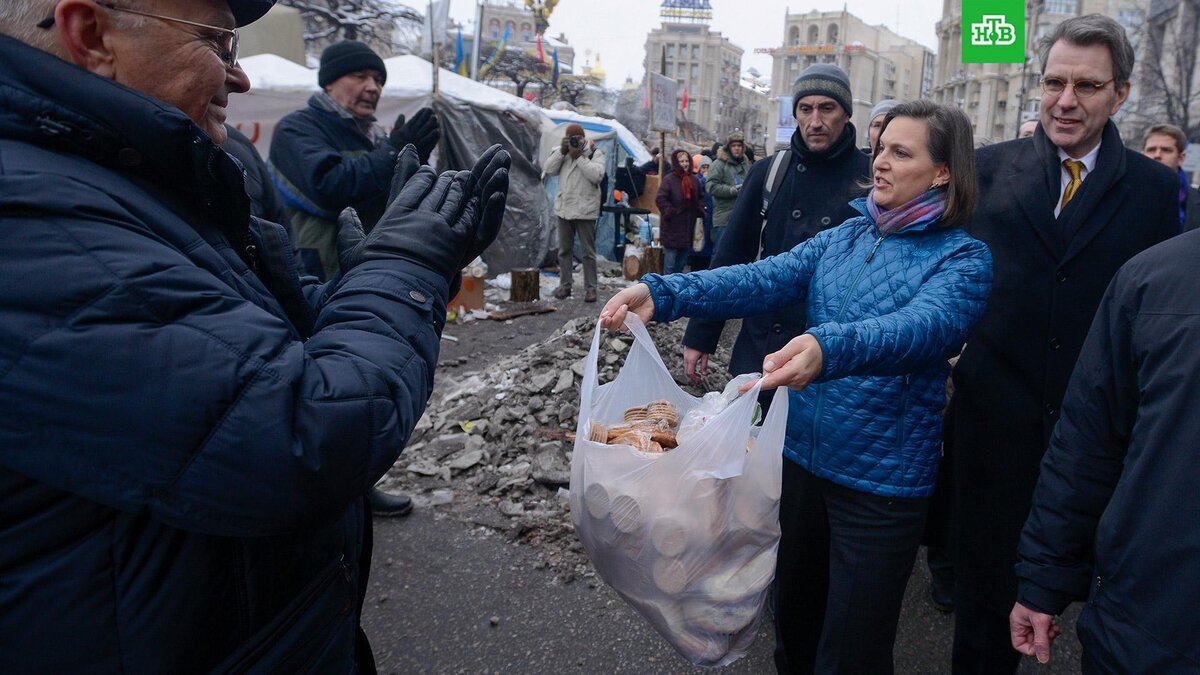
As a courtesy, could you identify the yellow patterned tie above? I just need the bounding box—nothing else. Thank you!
[1060,160,1084,210]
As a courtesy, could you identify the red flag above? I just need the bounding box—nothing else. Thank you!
[681,87,689,110]
[642,86,649,109]
[536,34,546,63]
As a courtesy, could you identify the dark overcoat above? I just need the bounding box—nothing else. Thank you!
[947,122,1179,620]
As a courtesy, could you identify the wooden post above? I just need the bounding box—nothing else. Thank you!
[641,247,664,277]
[510,268,539,303]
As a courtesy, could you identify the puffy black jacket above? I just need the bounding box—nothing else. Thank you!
[682,125,869,376]
[1016,230,1200,672]
[0,36,443,673]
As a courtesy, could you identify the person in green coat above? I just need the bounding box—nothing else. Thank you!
[705,131,750,245]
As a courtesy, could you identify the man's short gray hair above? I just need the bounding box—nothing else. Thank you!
[0,0,59,49]
[1038,14,1135,87]
[0,0,147,53]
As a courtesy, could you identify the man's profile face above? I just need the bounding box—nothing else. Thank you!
[795,95,849,153]
[325,69,384,120]
[1143,134,1186,171]
[1018,120,1038,139]
[107,0,249,144]
[1039,40,1130,158]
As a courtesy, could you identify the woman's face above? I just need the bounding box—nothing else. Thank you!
[872,116,950,210]
[868,114,887,152]
[675,152,691,171]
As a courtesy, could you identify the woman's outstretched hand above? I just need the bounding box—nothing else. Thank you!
[738,334,824,393]
[599,283,655,332]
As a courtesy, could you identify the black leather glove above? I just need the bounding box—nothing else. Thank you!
[337,144,510,286]
[460,143,510,268]
[389,107,440,164]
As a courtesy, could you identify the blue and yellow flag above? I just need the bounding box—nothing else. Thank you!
[478,26,510,79]
[454,28,467,76]
[551,48,560,88]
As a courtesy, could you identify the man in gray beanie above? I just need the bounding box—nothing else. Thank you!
[270,39,440,517]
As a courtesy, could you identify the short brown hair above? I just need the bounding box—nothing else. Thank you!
[1143,124,1187,154]
[875,100,978,230]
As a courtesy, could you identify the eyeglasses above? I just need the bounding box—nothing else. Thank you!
[1040,77,1114,99]
[37,3,239,68]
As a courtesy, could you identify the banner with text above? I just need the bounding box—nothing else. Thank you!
[649,73,678,133]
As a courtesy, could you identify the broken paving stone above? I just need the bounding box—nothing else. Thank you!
[604,353,619,365]
[558,403,578,422]
[428,488,454,506]
[531,443,570,487]
[406,460,443,477]
[448,449,484,472]
[608,338,629,353]
[432,433,469,457]
[530,372,556,392]
[570,359,587,377]
[552,369,574,394]
[498,500,525,517]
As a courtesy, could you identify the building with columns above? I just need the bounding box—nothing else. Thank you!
[764,9,934,148]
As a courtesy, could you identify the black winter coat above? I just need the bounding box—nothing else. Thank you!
[1016,230,1200,672]
[223,124,292,235]
[0,35,445,672]
[947,122,1179,616]
[682,124,869,376]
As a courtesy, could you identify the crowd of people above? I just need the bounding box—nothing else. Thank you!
[0,1,1197,672]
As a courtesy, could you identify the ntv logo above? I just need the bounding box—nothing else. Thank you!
[971,15,1017,46]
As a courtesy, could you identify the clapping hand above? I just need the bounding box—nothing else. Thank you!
[389,107,440,163]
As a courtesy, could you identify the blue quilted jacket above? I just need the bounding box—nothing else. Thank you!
[645,198,993,498]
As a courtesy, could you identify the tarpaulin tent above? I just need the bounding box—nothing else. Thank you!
[229,54,555,275]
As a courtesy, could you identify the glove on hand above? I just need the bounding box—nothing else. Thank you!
[389,107,440,163]
[337,144,511,286]
[460,143,511,269]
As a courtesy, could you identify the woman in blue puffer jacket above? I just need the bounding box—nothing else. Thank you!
[601,100,992,674]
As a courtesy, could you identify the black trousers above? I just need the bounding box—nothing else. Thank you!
[773,461,930,675]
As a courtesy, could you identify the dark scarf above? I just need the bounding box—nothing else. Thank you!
[790,121,859,163]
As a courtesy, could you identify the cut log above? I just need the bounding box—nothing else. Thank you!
[623,248,642,281]
[510,267,540,303]
[584,483,611,521]
[649,516,688,557]
[609,494,643,533]
[641,246,664,277]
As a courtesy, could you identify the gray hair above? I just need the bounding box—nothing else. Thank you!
[0,0,147,53]
[1038,14,1135,87]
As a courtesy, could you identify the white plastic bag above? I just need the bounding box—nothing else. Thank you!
[569,315,788,667]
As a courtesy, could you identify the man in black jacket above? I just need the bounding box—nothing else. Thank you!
[680,64,869,384]
[1141,123,1200,232]
[1010,229,1200,671]
[946,15,1179,673]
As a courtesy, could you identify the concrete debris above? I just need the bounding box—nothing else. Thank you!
[384,316,734,581]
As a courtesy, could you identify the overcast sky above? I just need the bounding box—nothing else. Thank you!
[399,0,943,89]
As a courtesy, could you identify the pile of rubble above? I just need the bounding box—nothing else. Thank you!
[378,316,736,582]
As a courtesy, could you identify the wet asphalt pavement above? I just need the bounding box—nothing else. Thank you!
[361,507,1082,674]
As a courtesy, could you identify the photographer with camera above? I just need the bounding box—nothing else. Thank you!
[544,123,606,302]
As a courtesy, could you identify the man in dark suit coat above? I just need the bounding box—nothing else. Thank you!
[945,15,1179,673]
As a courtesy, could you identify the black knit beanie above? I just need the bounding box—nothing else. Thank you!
[791,64,853,117]
[319,40,387,88]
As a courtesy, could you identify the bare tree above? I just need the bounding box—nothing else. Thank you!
[480,48,550,99]
[1128,0,1200,140]
[280,0,422,57]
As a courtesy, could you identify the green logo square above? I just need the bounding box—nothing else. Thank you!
[962,0,1025,63]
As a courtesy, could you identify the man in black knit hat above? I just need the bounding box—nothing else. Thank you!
[269,39,440,517]
[681,64,868,387]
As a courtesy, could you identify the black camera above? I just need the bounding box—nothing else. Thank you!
[569,136,582,148]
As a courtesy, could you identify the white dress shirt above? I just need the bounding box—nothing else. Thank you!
[1055,141,1101,218]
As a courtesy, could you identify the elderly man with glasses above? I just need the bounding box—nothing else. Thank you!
[0,0,509,672]
[942,14,1180,672]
